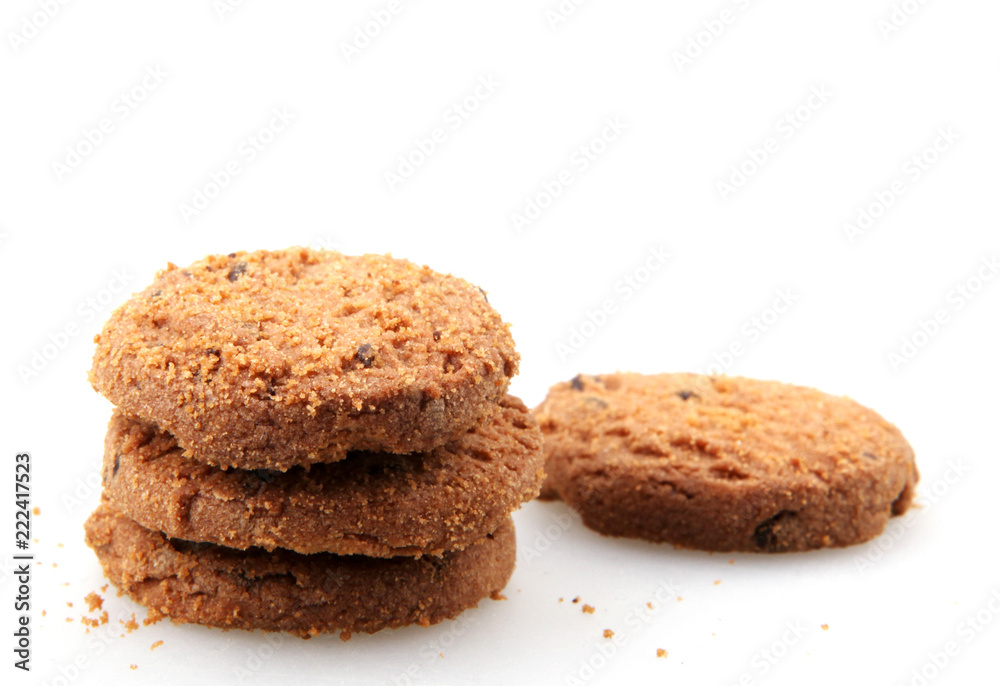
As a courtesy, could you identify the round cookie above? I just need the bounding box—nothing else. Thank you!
[84,500,515,637]
[101,395,544,556]
[89,248,518,471]
[535,373,918,552]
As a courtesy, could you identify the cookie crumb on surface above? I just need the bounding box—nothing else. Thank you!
[713,580,721,585]
[150,640,163,651]
[491,592,507,601]
[603,629,614,639]
[81,614,105,629]
[821,624,829,631]
[572,597,580,604]
[657,649,667,658]
[582,604,595,614]
[33,507,40,515]
[647,602,653,610]
[130,665,137,670]
[85,592,104,612]
[339,631,352,642]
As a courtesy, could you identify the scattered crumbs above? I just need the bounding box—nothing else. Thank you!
[101,584,109,593]
[647,602,653,610]
[33,507,41,516]
[491,592,507,601]
[85,592,104,612]
[603,629,614,639]
[57,543,64,548]
[677,596,683,602]
[81,617,100,629]
[33,538,38,544]
[572,597,580,604]
[559,598,564,603]
[339,631,352,642]
[130,665,137,671]
[713,580,721,586]
[66,602,73,608]
[821,624,829,631]
[439,652,443,659]
[52,563,58,568]
[150,640,163,651]
[61,582,71,587]
[657,649,667,659]
[41,610,46,617]
[65,618,73,623]
[122,614,139,633]
[582,605,595,614]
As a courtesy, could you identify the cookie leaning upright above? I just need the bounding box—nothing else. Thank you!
[536,373,918,552]
[89,248,518,470]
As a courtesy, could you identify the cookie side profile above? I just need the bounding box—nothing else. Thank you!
[101,395,544,556]
[84,500,515,637]
[89,248,518,470]
[536,373,918,552]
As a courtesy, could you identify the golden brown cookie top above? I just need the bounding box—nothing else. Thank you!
[536,372,915,491]
[90,248,518,470]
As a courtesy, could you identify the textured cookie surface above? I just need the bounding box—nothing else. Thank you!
[89,248,518,470]
[536,373,918,552]
[101,395,544,556]
[84,500,515,637]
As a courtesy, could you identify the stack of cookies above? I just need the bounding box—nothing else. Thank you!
[84,248,544,637]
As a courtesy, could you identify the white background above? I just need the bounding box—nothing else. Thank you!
[2,1,998,685]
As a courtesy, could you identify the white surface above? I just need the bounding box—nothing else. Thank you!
[1,1,998,684]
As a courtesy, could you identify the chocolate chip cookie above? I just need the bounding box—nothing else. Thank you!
[85,500,515,637]
[536,373,918,552]
[101,395,544,556]
[89,248,518,471]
